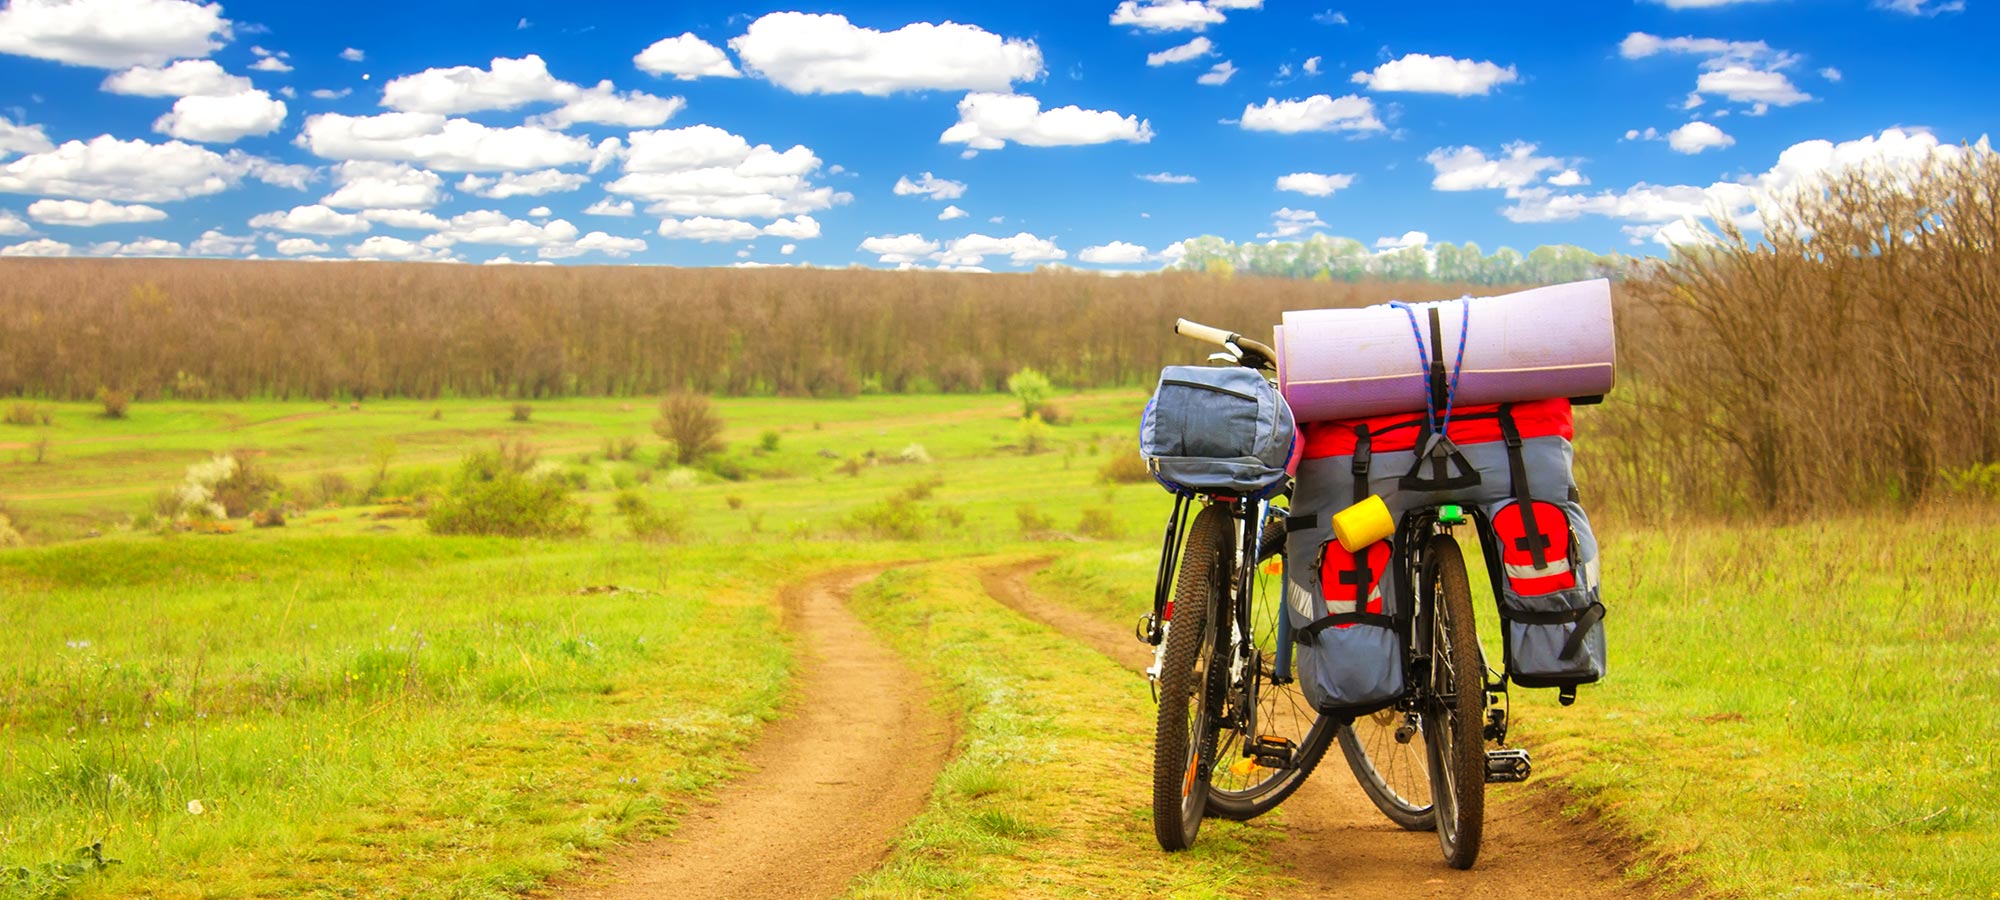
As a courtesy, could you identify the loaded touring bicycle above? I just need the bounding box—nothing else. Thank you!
[1139,282,1614,869]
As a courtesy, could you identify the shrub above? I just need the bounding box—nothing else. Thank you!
[656,392,724,465]
[604,435,640,461]
[1100,450,1152,484]
[1018,413,1051,455]
[0,506,24,548]
[97,387,129,419]
[898,443,932,464]
[1006,368,1053,419]
[211,453,283,518]
[510,403,533,422]
[759,429,781,452]
[305,472,356,507]
[845,495,927,540]
[426,445,590,538]
[726,495,744,510]
[1015,505,1054,535]
[837,457,866,477]
[1036,400,1069,426]
[704,455,746,481]
[250,507,286,528]
[899,476,944,502]
[614,490,685,542]
[4,403,50,426]
[1077,507,1122,539]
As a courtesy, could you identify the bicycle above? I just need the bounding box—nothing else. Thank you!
[1148,319,1526,870]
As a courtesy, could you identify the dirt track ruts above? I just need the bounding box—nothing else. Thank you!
[565,567,954,900]
[979,560,1687,900]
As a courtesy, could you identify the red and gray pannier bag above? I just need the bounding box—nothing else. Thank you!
[1284,398,1607,711]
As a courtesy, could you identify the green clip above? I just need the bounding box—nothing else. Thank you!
[1438,504,1466,525]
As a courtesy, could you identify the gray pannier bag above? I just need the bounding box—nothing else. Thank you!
[1140,365,1298,498]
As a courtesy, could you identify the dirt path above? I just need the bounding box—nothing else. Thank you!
[980,560,1680,900]
[565,568,955,900]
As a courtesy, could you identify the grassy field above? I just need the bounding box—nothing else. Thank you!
[2,390,1994,898]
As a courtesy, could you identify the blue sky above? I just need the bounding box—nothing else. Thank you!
[0,0,1992,269]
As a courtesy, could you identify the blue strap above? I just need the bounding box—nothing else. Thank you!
[1387,299,1472,435]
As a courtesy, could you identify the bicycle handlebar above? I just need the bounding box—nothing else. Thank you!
[1175,318,1279,368]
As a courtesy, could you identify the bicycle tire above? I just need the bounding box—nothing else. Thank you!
[1336,711,1436,830]
[1206,518,1339,821]
[1422,534,1486,870]
[1152,504,1229,851]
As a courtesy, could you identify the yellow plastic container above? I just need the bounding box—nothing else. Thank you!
[1331,495,1394,552]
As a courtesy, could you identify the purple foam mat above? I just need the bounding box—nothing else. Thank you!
[1278,278,1616,423]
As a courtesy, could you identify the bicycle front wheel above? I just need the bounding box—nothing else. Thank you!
[1422,533,1486,870]
[1152,503,1230,851]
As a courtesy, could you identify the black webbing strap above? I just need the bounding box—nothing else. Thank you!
[1286,514,1318,531]
[1350,426,1371,505]
[1503,602,1606,661]
[1496,404,1549,569]
[1293,611,1398,645]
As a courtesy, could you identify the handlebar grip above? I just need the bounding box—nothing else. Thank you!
[1175,318,1236,347]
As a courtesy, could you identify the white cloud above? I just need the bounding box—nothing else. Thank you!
[27,198,167,226]
[298,112,596,172]
[1876,0,1966,14]
[584,197,634,217]
[186,228,252,255]
[941,92,1152,151]
[102,59,248,96]
[483,254,553,265]
[893,171,966,200]
[458,169,589,199]
[1259,207,1325,238]
[153,89,286,143]
[1146,36,1212,66]
[1314,10,1348,24]
[1373,230,1428,250]
[274,237,327,255]
[937,204,967,220]
[1619,31,1811,110]
[1111,0,1226,32]
[249,55,291,73]
[762,214,820,239]
[859,233,939,264]
[1548,169,1587,187]
[936,232,1065,266]
[1079,240,1149,264]
[607,124,842,219]
[321,161,443,209]
[657,215,763,242]
[526,206,550,217]
[1352,53,1518,96]
[0,0,230,69]
[0,116,54,158]
[1668,120,1735,154]
[425,210,580,249]
[1,237,73,256]
[250,203,370,235]
[0,209,29,235]
[1618,32,1774,63]
[1197,61,1236,85]
[570,231,646,257]
[1696,65,1811,106]
[1239,94,1384,133]
[1275,171,1354,197]
[730,12,1042,96]
[635,33,741,80]
[1138,171,1196,184]
[1819,66,1842,82]
[526,81,684,129]
[381,54,571,115]
[311,88,351,100]
[92,236,182,256]
[348,235,451,261]
[0,134,265,201]
[779,243,795,255]
[1425,142,1564,192]
[340,47,364,62]
[358,208,445,230]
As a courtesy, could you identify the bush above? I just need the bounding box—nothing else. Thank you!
[656,392,724,465]
[1100,450,1152,484]
[845,495,927,540]
[97,387,128,419]
[1006,368,1052,419]
[604,435,640,461]
[1036,400,1069,426]
[4,403,51,427]
[759,429,781,452]
[1077,507,1122,539]
[305,472,356,507]
[614,490,684,542]
[510,403,533,422]
[1016,505,1054,535]
[211,454,283,518]
[899,476,944,502]
[1018,413,1051,455]
[426,445,589,538]
[0,505,24,548]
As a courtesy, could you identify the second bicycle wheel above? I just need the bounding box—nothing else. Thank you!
[1422,533,1486,870]
[1336,707,1436,830]
[1152,503,1230,851]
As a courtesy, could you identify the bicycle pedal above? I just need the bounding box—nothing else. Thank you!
[1251,735,1296,768]
[1485,748,1532,784]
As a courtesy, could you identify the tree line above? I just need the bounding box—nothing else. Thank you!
[1170,235,1629,285]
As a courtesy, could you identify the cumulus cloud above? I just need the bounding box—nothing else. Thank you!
[274,237,328,255]
[893,171,966,200]
[0,116,54,158]
[381,54,571,114]
[635,33,741,80]
[938,204,967,220]
[458,169,589,199]
[319,161,442,209]
[1146,36,1212,66]
[1138,171,1196,184]
[1668,120,1735,154]
[657,215,763,242]
[0,134,276,201]
[1078,240,1150,264]
[1,237,73,257]
[1619,31,1811,110]
[340,47,364,62]
[1259,207,1326,238]
[249,55,290,73]
[569,231,647,257]
[1197,61,1236,85]
[154,90,287,143]
[1425,142,1565,192]
[298,112,596,172]
[101,59,249,96]
[606,124,843,220]
[761,214,820,239]
[421,210,580,251]
[250,203,370,235]
[1373,230,1428,250]
[583,197,634,217]
[940,92,1152,151]
[1876,0,1965,14]
[1351,53,1518,96]
[0,0,231,69]
[1695,65,1811,106]
[859,233,939,264]
[526,81,684,129]
[0,209,29,235]
[27,197,167,226]
[186,228,253,255]
[1239,94,1383,134]
[730,12,1042,95]
[1110,0,1225,31]
[348,235,451,261]
[90,236,182,256]
[1275,171,1354,197]
[358,208,445,230]
[1303,55,1321,75]
[935,232,1065,266]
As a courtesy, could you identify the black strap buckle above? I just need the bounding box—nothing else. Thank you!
[1399,431,1482,492]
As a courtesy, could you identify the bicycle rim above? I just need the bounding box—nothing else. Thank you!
[1423,534,1485,870]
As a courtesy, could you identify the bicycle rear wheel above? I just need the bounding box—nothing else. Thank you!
[1336,708,1436,830]
[1152,504,1230,851]
[1206,522,1337,820]
[1422,534,1486,870]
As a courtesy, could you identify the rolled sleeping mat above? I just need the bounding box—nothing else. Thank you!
[1277,278,1616,423]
